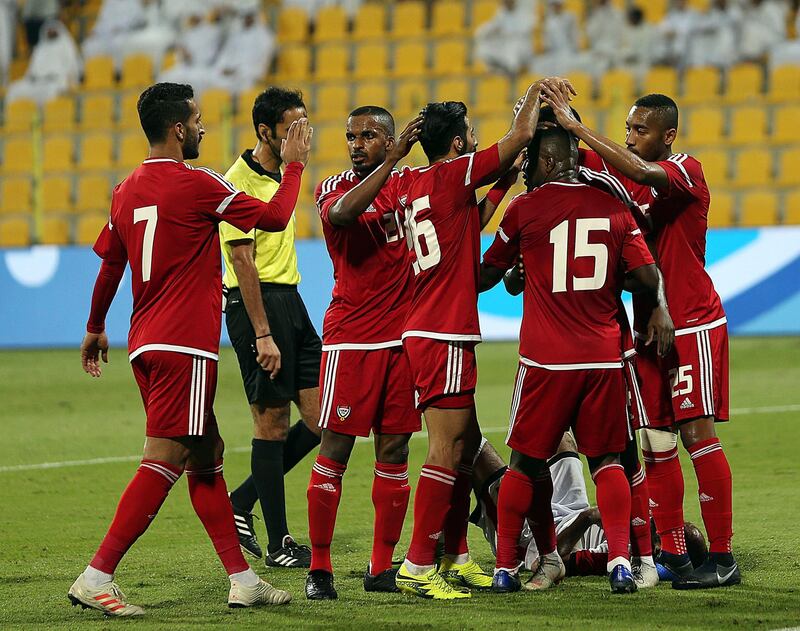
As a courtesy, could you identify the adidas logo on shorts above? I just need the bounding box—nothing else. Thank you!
[680,397,694,410]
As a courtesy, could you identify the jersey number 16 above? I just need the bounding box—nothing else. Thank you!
[404,196,441,275]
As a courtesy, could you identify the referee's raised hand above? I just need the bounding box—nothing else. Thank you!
[280,117,313,166]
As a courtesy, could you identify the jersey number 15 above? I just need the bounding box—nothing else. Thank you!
[549,218,609,293]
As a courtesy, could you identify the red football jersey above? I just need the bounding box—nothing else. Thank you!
[315,169,412,348]
[578,149,726,333]
[400,145,502,341]
[482,181,654,367]
[93,158,286,361]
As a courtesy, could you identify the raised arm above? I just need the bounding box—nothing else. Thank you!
[478,151,524,229]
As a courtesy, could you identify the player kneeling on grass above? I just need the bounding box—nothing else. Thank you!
[68,82,312,616]
[478,119,674,594]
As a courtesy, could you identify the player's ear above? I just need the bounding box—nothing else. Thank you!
[174,121,185,143]
[664,127,677,147]
[453,136,464,153]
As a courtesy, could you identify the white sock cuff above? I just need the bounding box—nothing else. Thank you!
[607,555,631,573]
[229,568,260,587]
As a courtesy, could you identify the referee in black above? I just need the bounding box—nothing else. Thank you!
[221,87,321,567]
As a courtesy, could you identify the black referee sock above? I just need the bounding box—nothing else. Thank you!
[283,420,321,473]
[229,476,259,513]
[251,438,289,554]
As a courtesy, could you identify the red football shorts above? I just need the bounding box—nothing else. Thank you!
[506,362,629,460]
[624,355,650,430]
[402,337,477,410]
[318,346,421,437]
[635,321,730,428]
[131,351,218,438]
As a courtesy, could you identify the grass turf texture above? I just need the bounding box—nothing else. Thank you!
[0,339,798,630]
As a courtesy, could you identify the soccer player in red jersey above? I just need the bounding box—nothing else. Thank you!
[479,125,674,594]
[304,107,423,600]
[68,83,312,616]
[543,87,739,589]
[394,81,555,599]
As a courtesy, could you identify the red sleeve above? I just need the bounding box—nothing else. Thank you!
[621,212,654,273]
[315,174,346,226]
[654,154,703,201]
[482,198,521,270]
[446,144,503,193]
[578,148,606,172]
[88,212,127,333]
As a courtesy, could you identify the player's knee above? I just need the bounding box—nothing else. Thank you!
[678,416,717,448]
[252,402,291,441]
[318,429,355,464]
[640,427,678,453]
[587,453,620,473]
[375,434,410,465]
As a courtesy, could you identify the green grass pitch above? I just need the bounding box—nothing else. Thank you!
[1,338,798,630]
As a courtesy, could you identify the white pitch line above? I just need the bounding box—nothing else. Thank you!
[1,404,797,474]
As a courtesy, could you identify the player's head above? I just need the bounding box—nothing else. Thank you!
[419,101,476,163]
[684,522,709,568]
[346,106,396,178]
[523,126,578,190]
[625,93,679,162]
[137,82,202,160]
[252,87,307,163]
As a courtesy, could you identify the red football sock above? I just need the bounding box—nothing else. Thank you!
[307,455,346,573]
[688,438,733,553]
[495,468,533,570]
[643,446,687,555]
[406,465,456,567]
[628,462,653,557]
[90,460,181,574]
[443,464,472,557]
[528,470,557,556]
[370,461,410,574]
[186,460,249,575]
[592,463,631,566]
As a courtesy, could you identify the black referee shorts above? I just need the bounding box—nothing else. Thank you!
[225,283,322,404]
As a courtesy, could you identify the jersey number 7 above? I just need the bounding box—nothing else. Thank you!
[134,205,158,282]
[549,218,609,293]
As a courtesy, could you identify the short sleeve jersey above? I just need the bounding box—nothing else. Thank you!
[578,149,726,333]
[93,158,275,361]
[401,145,502,341]
[482,182,654,367]
[314,169,412,348]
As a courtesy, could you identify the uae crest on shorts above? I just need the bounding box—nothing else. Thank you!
[336,405,351,423]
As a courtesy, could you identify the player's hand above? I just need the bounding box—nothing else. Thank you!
[645,305,675,358]
[511,148,527,173]
[256,335,281,380]
[81,331,109,378]
[541,76,577,101]
[540,81,580,131]
[387,115,423,163]
[281,118,313,166]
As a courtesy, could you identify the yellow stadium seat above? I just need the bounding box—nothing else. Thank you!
[194,129,225,171]
[642,0,668,23]
[315,83,350,122]
[784,191,800,224]
[771,105,800,144]
[432,1,466,36]
[353,82,390,109]
[235,88,263,125]
[731,148,772,188]
[724,63,763,104]
[43,96,77,132]
[642,66,679,98]
[474,75,512,115]
[393,41,428,78]
[295,206,313,238]
[353,42,389,80]
[314,5,348,43]
[315,43,350,81]
[472,0,500,29]
[0,217,31,247]
[78,134,114,172]
[40,216,71,244]
[767,65,800,103]
[120,53,154,90]
[477,115,511,145]
[277,7,310,44]
[82,55,115,90]
[199,89,232,126]
[394,79,430,117]
[80,94,114,131]
[275,45,312,81]
[727,106,767,146]
[2,99,38,133]
[708,191,734,228]
[42,135,75,173]
[596,69,635,107]
[0,177,31,213]
[117,90,142,129]
[683,107,724,146]
[235,126,257,153]
[693,149,729,188]
[1,137,34,175]
[682,67,721,105]
[434,78,470,104]
[739,190,778,226]
[117,131,149,170]
[776,148,800,187]
[75,174,111,213]
[42,176,73,213]
[353,3,386,40]
[391,1,427,39]
[432,39,468,77]
[316,125,347,162]
[76,213,108,245]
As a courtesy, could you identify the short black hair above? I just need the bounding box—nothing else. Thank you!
[252,86,305,137]
[137,82,194,144]
[349,105,395,136]
[419,101,468,161]
[538,104,582,126]
[634,93,679,129]
[526,125,575,176]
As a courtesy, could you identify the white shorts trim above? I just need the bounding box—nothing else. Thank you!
[188,356,208,436]
[444,342,465,395]
[635,316,727,340]
[321,340,402,351]
[519,356,623,371]
[696,329,715,417]
[318,350,341,429]
[129,344,219,362]
[402,330,482,342]
[506,364,527,445]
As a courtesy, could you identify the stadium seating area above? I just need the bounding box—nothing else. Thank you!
[1,0,799,247]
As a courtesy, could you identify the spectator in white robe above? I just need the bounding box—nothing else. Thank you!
[81,0,146,65]
[584,0,626,75]
[474,0,535,76]
[740,0,788,62]
[689,0,742,69]
[532,0,580,75]
[21,0,59,48]
[118,0,177,68]
[618,7,663,79]
[660,0,701,69]
[6,19,82,104]
[158,10,225,91]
